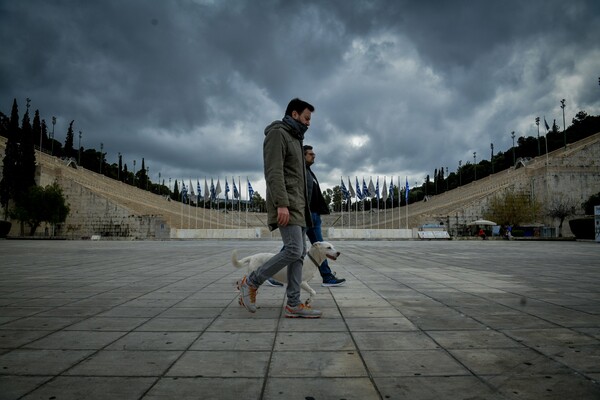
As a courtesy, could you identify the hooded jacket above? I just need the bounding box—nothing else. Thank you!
[263,120,312,230]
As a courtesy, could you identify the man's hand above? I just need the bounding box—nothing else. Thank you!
[277,206,290,226]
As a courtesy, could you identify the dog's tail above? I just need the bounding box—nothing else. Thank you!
[231,250,245,269]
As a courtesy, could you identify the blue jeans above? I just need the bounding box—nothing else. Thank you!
[305,212,334,279]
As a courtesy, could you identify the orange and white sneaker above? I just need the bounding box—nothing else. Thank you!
[284,303,322,318]
[238,276,258,313]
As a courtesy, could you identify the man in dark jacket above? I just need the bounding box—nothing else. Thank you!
[304,145,346,286]
[238,98,322,318]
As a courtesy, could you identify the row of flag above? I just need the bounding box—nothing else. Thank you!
[340,177,410,203]
[180,178,254,203]
[178,176,411,205]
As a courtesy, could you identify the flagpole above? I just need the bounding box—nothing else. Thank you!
[351,177,357,229]
[390,177,393,230]
[405,176,409,230]
[383,177,386,229]
[339,177,343,230]
[398,175,402,229]
[180,181,183,229]
[377,176,380,228]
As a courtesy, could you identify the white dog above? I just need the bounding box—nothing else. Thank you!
[232,241,340,306]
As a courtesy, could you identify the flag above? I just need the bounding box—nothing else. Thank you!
[348,177,355,198]
[181,181,188,202]
[204,178,210,202]
[210,178,216,200]
[225,178,230,200]
[544,117,550,131]
[247,179,254,203]
[382,177,388,202]
[375,177,380,200]
[362,179,370,197]
[356,177,363,200]
[405,177,410,203]
[216,179,222,197]
[389,177,394,200]
[233,178,239,199]
[197,179,202,201]
[189,180,195,197]
[340,178,350,200]
[368,178,375,198]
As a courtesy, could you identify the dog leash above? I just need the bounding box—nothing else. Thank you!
[307,252,321,269]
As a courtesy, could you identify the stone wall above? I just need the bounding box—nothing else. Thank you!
[1,133,599,239]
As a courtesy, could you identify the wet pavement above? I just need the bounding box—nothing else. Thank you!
[0,239,599,399]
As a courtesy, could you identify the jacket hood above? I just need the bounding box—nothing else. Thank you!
[264,120,289,136]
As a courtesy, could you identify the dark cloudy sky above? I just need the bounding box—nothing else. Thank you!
[2,0,599,196]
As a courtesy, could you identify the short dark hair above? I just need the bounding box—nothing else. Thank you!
[285,98,315,117]
[303,145,313,154]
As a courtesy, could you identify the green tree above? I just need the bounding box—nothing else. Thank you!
[10,182,69,236]
[17,103,36,200]
[484,190,542,227]
[0,99,20,218]
[251,191,266,212]
[546,197,577,237]
[582,192,600,215]
[64,120,75,158]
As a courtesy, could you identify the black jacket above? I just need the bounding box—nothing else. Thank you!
[306,166,330,215]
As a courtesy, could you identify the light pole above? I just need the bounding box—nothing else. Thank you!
[158,172,162,194]
[118,152,121,181]
[78,131,82,165]
[39,120,43,155]
[458,160,462,186]
[490,143,494,174]
[133,160,136,186]
[560,99,566,149]
[51,116,56,156]
[146,167,150,190]
[473,152,477,181]
[511,131,515,166]
[535,117,540,156]
[99,142,103,173]
[445,166,449,190]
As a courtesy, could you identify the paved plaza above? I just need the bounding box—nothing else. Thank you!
[0,239,599,399]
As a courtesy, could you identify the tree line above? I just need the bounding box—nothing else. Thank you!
[326,111,600,212]
[0,99,69,235]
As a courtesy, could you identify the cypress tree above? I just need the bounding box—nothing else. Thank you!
[17,105,36,198]
[0,99,20,218]
[64,120,75,158]
[41,119,49,150]
[32,110,41,152]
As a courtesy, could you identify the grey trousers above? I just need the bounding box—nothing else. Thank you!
[248,224,306,307]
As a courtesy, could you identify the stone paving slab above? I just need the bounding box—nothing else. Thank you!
[0,239,599,399]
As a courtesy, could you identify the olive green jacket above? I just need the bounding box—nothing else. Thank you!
[263,120,312,230]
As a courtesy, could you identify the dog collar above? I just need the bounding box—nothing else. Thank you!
[307,252,321,269]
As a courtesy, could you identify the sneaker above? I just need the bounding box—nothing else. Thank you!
[322,277,346,287]
[238,276,258,313]
[265,278,284,287]
[285,303,322,318]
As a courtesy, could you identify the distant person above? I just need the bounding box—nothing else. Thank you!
[304,145,346,286]
[478,228,486,240]
[238,98,322,318]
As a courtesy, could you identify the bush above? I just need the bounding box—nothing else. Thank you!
[511,229,524,237]
[0,220,11,238]
[569,217,594,240]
